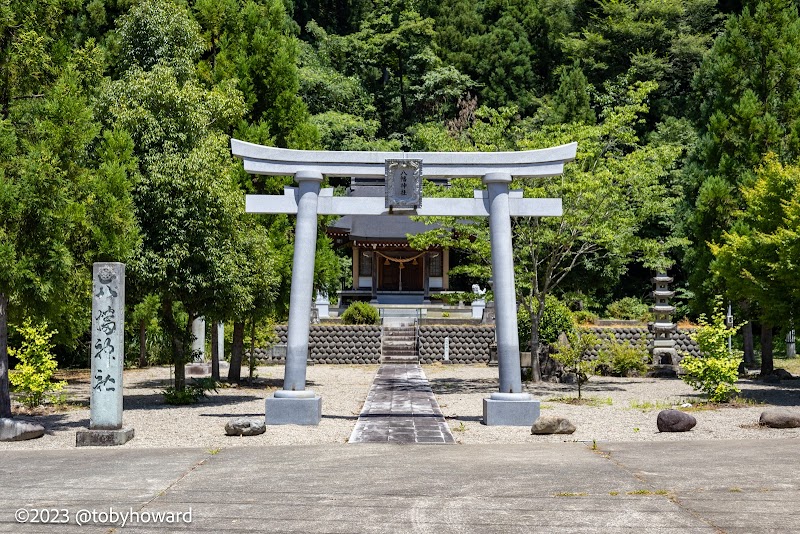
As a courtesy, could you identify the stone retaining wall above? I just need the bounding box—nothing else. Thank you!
[583,327,700,358]
[252,325,700,364]
[254,325,382,364]
[418,326,496,364]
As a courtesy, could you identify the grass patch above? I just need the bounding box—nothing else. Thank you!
[452,422,467,433]
[554,492,588,497]
[628,399,674,411]
[626,489,670,496]
[774,358,800,376]
[729,487,743,493]
[14,396,86,415]
[683,397,762,412]
[547,395,613,406]
[609,491,619,496]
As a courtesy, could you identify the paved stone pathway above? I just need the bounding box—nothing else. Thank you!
[349,364,455,444]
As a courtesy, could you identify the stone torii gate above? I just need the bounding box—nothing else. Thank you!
[231,139,577,426]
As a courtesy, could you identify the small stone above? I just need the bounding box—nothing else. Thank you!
[225,418,266,436]
[759,409,800,429]
[657,410,696,432]
[0,418,45,441]
[560,372,577,384]
[531,416,576,435]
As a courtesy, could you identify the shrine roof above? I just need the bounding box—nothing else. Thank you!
[328,215,439,240]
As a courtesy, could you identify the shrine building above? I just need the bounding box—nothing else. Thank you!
[327,176,451,304]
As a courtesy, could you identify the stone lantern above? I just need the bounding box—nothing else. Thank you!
[649,273,678,367]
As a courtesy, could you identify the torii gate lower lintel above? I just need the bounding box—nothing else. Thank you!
[231,139,578,426]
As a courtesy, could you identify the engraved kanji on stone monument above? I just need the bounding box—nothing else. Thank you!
[77,262,134,446]
[90,263,125,426]
[385,159,422,209]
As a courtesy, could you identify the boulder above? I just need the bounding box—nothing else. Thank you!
[0,418,45,441]
[531,416,576,435]
[759,409,800,429]
[772,368,794,380]
[225,418,266,436]
[657,410,696,432]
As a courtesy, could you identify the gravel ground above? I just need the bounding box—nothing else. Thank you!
[2,363,799,450]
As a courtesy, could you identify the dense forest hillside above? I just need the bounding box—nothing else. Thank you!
[1,0,799,399]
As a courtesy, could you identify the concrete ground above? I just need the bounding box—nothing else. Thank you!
[1,439,798,533]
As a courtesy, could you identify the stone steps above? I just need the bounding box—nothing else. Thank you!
[381,324,418,364]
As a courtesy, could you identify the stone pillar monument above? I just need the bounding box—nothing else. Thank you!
[481,173,539,426]
[191,316,205,362]
[76,263,134,446]
[316,293,330,319]
[264,171,323,425]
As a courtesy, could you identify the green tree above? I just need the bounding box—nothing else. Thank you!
[344,0,437,130]
[202,0,319,149]
[222,220,281,383]
[561,0,720,123]
[711,155,800,375]
[98,0,246,391]
[411,81,685,382]
[684,0,800,316]
[0,38,140,416]
[468,0,549,113]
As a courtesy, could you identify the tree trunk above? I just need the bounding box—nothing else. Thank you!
[248,319,256,384]
[0,292,11,418]
[760,324,774,377]
[210,320,220,381]
[162,299,186,392]
[529,299,543,383]
[138,319,147,368]
[742,321,755,367]
[228,321,245,384]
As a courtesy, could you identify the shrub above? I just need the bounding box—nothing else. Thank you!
[8,320,67,408]
[680,298,741,402]
[605,297,652,321]
[551,330,601,399]
[573,310,598,325]
[163,377,218,405]
[340,301,380,324]
[518,295,575,347]
[598,334,648,376]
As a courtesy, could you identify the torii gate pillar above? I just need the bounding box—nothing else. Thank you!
[264,171,324,425]
[482,173,538,424]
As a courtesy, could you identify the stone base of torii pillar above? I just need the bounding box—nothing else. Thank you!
[265,391,322,425]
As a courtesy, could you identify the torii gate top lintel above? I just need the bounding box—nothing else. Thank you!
[230,138,577,179]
